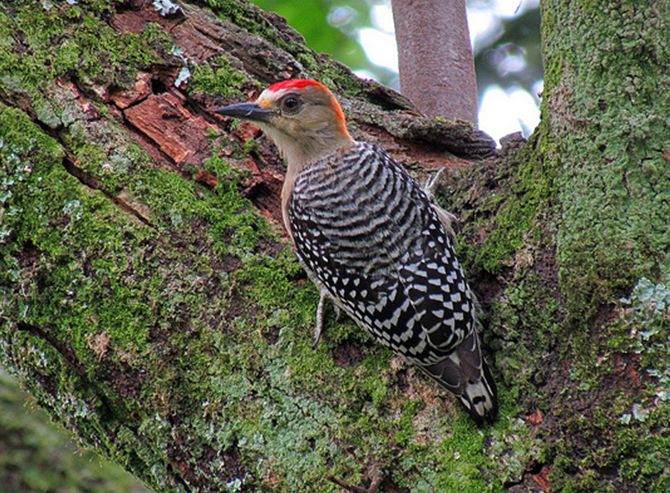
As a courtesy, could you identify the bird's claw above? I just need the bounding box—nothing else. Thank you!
[314,289,328,346]
[423,167,447,198]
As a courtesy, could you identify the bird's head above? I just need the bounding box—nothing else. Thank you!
[215,79,352,165]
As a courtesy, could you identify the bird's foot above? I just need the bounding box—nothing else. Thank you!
[424,167,458,237]
[333,304,341,321]
[314,289,329,346]
[423,167,447,198]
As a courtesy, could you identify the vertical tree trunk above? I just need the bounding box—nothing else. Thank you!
[446,1,670,491]
[392,0,478,124]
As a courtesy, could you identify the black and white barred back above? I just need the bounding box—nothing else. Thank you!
[288,141,497,423]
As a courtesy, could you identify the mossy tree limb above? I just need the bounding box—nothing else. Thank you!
[0,1,668,493]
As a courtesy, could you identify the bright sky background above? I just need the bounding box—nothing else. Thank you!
[355,0,541,144]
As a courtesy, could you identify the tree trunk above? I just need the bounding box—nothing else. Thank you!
[0,1,668,493]
[392,0,478,124]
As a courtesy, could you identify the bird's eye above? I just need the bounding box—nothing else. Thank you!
[281,94,302,114]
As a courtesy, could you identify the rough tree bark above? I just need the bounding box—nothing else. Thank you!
[0,1,668,493]
[392,0,478,124]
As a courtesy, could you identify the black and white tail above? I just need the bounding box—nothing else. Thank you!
[422,329,498,425]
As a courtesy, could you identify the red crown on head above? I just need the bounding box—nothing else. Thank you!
[264,79,348,135]
[267,79,328,93]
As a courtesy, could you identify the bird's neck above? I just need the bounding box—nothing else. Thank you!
[269,130,353,241]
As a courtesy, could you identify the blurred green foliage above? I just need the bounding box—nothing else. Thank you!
[253,0,373,74]
[252,0,542,103]
[474,6,542,99]
[0,369,150,493]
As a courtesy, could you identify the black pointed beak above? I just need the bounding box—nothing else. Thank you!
[214,102,274,122]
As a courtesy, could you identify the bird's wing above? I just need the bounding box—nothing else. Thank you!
[289,142,475,361]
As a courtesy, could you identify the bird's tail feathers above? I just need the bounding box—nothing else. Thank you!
[422,329,498,425]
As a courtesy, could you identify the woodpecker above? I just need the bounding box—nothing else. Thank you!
[215,79,497,424]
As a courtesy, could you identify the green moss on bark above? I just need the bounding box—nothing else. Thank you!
[545,277,670,493]
[189,55,252,97]
[0,2,158,104]
[0,80,522,493]
[534,2,670,491]
[542,1,670,319]
[435,4,670,491]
